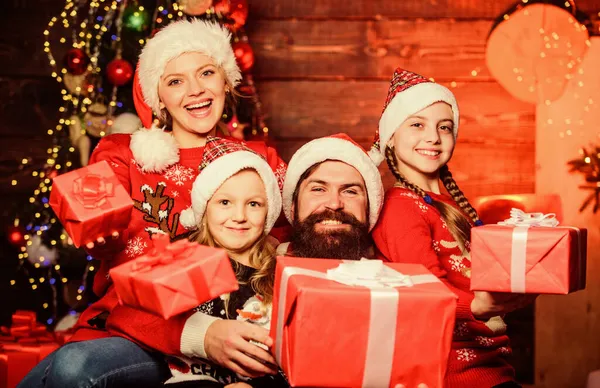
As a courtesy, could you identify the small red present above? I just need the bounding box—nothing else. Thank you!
[470,209,587,294]
[49,160,133,248]
[0,311,60,388]
[110,235,239,319]
[270,257,457,388]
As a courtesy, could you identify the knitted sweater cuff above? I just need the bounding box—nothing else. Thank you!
[180,312,222,359]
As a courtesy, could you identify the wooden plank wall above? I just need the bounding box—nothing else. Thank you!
[2,0,600,386]
[247,0,599,199]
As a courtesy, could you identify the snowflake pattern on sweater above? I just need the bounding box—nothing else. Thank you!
[372,187,515,387]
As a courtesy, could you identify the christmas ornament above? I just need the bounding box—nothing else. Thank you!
[178,0,213,16]
[486,1,590,103]
[7,226,25,246]
[64,48,90,75]
[109,112,142,134]
[106,58,134,86]
[123,4,150,32]
[26,235,58,267]
[83,102,109,138]
[568,144,600,213]
[68,115,92,167]
[214,0,248,31]
[63,72,91,95]
[232,41,254,72]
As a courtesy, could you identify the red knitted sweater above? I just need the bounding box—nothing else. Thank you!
[372,187,516,388]
[69,133,287,349]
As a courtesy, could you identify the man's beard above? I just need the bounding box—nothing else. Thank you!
[289,209,372,261]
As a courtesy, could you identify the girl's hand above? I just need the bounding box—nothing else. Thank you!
[85,231,121,249]
[204,320,278,378]
[471,291,538,320]
[225,384,252,388]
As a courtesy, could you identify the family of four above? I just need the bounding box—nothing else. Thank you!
[19,19,534,388]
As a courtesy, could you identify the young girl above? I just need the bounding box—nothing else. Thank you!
[162,137,287,387]
[19,19,286,388]
[370,68,535,388]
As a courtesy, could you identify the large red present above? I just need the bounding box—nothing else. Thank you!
[49,160,133,247]
[470,209,587,294]
[270,257,457,388]
[110,235,239,319]
[1,311,60,388]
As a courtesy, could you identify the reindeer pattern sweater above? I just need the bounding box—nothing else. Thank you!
[70,133,286,344]
[372,187,515,388]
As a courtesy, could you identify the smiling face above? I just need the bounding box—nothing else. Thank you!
[205,169,267,262]
[389,101,456,188]
[157,52,227,143]
[289,160,372,260]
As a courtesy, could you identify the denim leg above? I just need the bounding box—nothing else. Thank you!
[17,337,170,388]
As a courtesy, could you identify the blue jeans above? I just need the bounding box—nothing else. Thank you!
[17,337,170,388]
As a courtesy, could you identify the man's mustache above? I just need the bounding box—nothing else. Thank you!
[301,209,365,230]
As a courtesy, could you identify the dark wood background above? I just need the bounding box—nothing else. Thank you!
[2,1,600,387]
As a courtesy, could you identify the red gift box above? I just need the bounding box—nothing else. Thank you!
[49,160,133,248]
[270,257,457,388]
[0,311,60,388]
[470,224,587,294]
[110,235,239,319]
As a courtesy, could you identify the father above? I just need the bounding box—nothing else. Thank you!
[278,133,384,260]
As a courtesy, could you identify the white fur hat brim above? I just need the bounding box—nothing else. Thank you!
[138,19,242,116]
[378,82,459,159]
[129,124,179,173]
[282,136,384,231]
[181,151,282,234]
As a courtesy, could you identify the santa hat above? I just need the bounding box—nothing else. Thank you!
[282,133,384,231]
[130,19,242,173]
[369,68,459,166]
[180,137,282,234]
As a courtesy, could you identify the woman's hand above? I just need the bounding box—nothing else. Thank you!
[85,231,121,249]
[204,320,278,378]
[225,384,252,388]
[471,291,538,320]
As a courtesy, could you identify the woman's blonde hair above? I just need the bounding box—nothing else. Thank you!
[385,146,481,253]
[189,210,276,305]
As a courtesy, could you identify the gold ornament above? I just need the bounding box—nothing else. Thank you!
[68,115,92,167]
[178,0,213,15]
[83,102,109,138]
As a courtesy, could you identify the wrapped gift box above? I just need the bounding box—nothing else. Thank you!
[110,235,239,319]
[270,257,457,388]
[471,221,586,294]
[49,160,133,248]
[1,311,60,388]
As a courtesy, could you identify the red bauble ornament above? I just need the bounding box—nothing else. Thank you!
[106,58,134,86]
[8,226,25,246]
[232,41,254,72]
[214,0,248,30]
[64,48,90,75]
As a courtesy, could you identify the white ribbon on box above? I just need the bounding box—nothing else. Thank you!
[274,259,439,388]
[497,208,559,293]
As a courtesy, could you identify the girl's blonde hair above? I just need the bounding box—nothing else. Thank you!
[385,146,481,252]
[189,212,276,304]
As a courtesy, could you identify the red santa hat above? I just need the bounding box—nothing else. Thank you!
[180,137,283,234]
[282,133,384,231]
[130,19,242,173]
[369,68,459,166]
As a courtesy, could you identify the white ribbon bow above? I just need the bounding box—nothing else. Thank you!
[326,259,414,288]
[497,208,559,227]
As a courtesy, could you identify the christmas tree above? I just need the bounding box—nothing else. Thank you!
[6,0,268,328]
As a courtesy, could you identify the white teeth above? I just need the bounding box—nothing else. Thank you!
[187,101,211,109]
[417,150,440,156]
[321,220,342,225]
